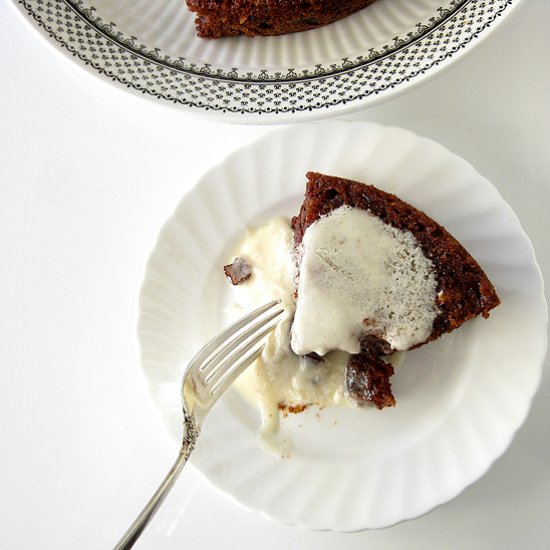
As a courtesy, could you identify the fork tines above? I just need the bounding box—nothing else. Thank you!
[196,300,284,395]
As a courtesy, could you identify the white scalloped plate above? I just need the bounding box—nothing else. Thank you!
[11,0,524,121]
[138,121,547,530]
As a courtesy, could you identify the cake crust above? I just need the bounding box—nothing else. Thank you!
[186,0,378,38]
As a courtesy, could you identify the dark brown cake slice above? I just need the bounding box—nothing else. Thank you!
[292,172,500,409]
[185,0,378,38]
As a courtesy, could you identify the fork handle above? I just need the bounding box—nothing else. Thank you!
[114,412,199,550]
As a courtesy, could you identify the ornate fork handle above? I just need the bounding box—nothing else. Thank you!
[114,411,199,550]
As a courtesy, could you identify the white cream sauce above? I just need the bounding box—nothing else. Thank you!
[226,215,410,440]
[291,206,438,355]
[227,218,353,438]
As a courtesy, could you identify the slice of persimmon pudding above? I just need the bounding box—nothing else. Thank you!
[290,172,500,409]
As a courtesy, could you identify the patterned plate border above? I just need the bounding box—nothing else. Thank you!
[14,0,520,119]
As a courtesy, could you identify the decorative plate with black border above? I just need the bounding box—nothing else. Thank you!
[13,0,522,121]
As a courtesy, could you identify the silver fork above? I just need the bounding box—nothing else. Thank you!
[114,299,283,550]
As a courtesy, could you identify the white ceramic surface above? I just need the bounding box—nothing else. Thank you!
[11,0,524,120]
[138,121,547,531]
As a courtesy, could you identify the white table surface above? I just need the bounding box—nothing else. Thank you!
[1,1,549,548]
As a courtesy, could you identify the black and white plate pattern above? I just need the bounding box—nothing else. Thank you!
[12,0,523,120]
